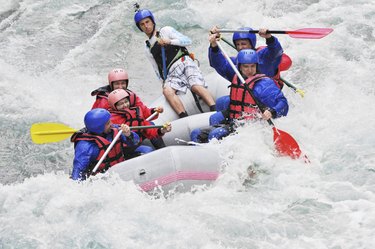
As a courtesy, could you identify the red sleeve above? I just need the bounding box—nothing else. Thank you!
[91,97,109,110]
[134,95,158,120]
[140,120,160,139]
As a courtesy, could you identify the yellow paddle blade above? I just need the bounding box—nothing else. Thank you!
[296,88,305,98]
[30,123,77,144]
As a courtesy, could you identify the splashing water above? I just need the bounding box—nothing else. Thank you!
[0,0,374,248]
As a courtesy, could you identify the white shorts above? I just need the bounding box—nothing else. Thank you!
[164,56,207,94]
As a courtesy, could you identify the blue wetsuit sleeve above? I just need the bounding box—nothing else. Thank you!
[120,131,140,146]
[257,36,284,77]
[208,46,235,81]
[111,124,140,146]
[71,141,99,181]
[253,78,289,118]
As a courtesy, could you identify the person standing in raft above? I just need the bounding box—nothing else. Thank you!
[91,68,163,120]
[190,49,289,143]
[71,108,140,181]
[134,8,216,118]
[108,89,172,159]
[209,26,291,119]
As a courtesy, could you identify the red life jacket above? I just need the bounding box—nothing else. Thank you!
[110,107,146,143]
[229,74,266,119]
[71,128,125,175]
[256,46,293,90]
[110,107,144,127]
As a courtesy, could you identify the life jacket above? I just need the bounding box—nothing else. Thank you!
[146,31,190,80]
[228,74,267,119]
[71,128,124,176]
[110,107,144,127]
[91,85,137,106]
[110,107,149,143]
[256,46,292,90]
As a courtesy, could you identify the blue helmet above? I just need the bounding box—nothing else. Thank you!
[232,27,256,49]
[134,9,155,31]
[237,49,259,64]
[84,108,111,134]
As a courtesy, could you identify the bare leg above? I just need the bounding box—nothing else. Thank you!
[191,85,215,106]
[163,86,186,115]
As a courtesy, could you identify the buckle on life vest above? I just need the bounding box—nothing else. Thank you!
[181,55,187,62]
[181,53,195,62]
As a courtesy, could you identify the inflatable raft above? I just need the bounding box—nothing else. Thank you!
[109,145,222,194]
[161,111,213,146]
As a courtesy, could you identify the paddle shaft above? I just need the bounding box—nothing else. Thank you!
[161,46,167,81]
[92,129,123,173]
[280,77,296,91]
[32,124,164,136]
[218,28,333,39]
[218,28,330,36]
[216,41,275,127]
[219,29,287,34]
[145,110,159,121]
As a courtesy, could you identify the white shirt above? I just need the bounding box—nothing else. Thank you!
[144,26,192,82]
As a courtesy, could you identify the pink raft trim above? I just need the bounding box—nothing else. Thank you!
[139,171,219,192]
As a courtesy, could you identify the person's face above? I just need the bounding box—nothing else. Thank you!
[139,17,154,36]
[111,80,128,90]
[115,97,130,110]
[235,39,252,51]
[103,120,112,134]
[240,64,257,78]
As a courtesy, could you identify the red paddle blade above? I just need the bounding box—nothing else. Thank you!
[286,28,333,39]
[273,127,302,159]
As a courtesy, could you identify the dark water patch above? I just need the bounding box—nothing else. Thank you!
[347,23,375,43]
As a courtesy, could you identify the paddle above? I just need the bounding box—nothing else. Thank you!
[216,41,303,159]
[31,110,162,144]
[220,36,305,97]
[30,122,166,144]
[92,128,123,174]
[217,28,333,39]
[174,138,202,146]
[280,77,305,97]
[161,46,168,82]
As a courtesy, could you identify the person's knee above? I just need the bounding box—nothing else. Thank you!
[209,111,225,126]
[191,126,214,143]
[163,87,175,98]
[190,128,201,143]
[150,137,166,149]
[216,95,230,112]
[208,127,229,141]
[135,145,154,154]
[191,85,205,94]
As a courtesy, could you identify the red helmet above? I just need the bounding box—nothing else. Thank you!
[108,89,129,110]
[108,68,129,88]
